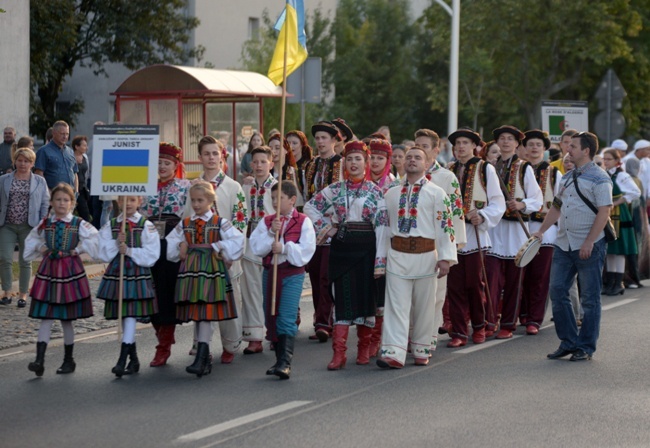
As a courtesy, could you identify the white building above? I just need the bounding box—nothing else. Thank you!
[0,1,30,138]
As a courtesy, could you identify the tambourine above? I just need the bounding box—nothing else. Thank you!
[514,236,541,267]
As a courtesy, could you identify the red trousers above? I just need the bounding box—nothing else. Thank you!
[485,256,525,331]
[447,252,487,340]
[520,246,553,328]
[307,245,334,332]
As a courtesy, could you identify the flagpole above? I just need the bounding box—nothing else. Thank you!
[271,9,290,317]
[117,195,127,341]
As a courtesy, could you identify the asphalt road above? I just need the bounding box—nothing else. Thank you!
[1,290,649,448]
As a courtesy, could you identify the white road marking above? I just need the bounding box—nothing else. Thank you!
[176,401,313,443]
[602,298,638,311]
[452,335,523,354]
[0,350,23,358]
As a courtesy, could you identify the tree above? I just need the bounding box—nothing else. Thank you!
[329,0,419,142]
[30,0,201,138]
[239,6,334,135]
[416,0,646,138]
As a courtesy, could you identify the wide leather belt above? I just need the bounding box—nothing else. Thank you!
[390,236,435,254]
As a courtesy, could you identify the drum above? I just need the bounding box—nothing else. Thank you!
[515,236,541,267]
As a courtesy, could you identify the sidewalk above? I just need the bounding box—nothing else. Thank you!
[0,258,111,350]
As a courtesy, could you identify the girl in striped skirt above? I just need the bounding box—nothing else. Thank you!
[24,183,99,376]
[96,195,160,377]
[166,181,244,377]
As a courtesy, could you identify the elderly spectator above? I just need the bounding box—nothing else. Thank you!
[0,148,50,307]
[34,120,78,192]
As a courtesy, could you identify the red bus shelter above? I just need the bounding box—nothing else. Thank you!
[112,64,283,174]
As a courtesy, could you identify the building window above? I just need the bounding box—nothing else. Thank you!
[248,17,260,40]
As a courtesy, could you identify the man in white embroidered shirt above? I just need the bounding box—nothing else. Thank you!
[377,146,458,369]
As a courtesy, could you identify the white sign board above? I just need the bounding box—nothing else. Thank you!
[541,100,589,143]
[90,125,160,196]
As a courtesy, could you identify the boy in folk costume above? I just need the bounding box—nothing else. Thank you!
[249,181,316,379]
[413,128,467,351]
[520,130,561,334]
[485,125,542,339]
[96,195,160,377]
[241,147,277,353]
[446,129,506,347]
[303,121,344,342]
[186,136,248,363]
[377,146,458,369]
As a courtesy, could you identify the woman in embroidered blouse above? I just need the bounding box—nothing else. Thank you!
[0,147,49,308]
[240,132,265,179]
[140,142,191,367]
[601,148,641,296]
[268,133,297,185]
[304,140,389,371]
[286,130,313,210]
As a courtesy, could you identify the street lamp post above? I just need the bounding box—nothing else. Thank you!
[433,0,460,137]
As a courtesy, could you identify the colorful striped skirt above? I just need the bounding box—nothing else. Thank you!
[96,255,158,319]
[29,255,93,321]
[174,247,237,322]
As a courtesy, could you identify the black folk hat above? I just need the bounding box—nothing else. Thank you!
[493,125,525,142]
[332,118,353,142]
[523,129,551,150]
[448,128,482,146]
[311,121,342,141]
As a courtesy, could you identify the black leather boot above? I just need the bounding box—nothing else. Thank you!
[266,339,283,375]
[274,335,294,380]
[186,342,212,377]
[28,341,47,377]
[124,342,140,375]
[608,273,625,296]
[602,272,615,295]
[56,344,76,374]
[112,343,131,378]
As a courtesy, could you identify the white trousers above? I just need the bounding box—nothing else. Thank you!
[240,258,265,341]
[431,275,447,350]
[382,272,437,365]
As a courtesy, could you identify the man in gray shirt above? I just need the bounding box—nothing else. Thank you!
[532,131,612,362]
[0,126,16,174]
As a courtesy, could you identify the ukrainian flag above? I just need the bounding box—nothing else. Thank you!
[267,0,308,86]
[102,149,149,183]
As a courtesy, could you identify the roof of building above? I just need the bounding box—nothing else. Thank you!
[112,64,283,98]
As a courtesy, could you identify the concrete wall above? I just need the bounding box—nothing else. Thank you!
[0,1,30,137]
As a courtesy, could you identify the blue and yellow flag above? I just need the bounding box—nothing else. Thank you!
[267,0,308,86]
[102,149,149,183]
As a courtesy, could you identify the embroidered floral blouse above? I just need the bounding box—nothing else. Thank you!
[304,179,389,273]
[141,178,192,218]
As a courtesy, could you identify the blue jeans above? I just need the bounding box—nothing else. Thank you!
[549,239,606,355]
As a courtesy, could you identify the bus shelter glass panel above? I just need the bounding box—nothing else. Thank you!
[119,100,147,125]
[150,99,179,144]
[235,102,261,155]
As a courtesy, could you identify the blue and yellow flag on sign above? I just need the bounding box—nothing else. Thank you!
[102,149,149,183]
[267,0,308,86]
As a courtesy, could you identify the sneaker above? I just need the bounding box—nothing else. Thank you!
[17,298,26,308]
[0,297,11,305]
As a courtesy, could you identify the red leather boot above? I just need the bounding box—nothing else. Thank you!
[368,316,383,358]
[327,325,349,370]
[150,325,176,367]
[356,325,372,365]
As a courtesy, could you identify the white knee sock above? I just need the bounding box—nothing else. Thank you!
[61,321,75,345]
[122,317,137,344]
[607,254,625,273]
[197,321,213,344]
[37,320,54,343]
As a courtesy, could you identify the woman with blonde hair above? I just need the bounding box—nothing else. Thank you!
[0,147,49,307]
